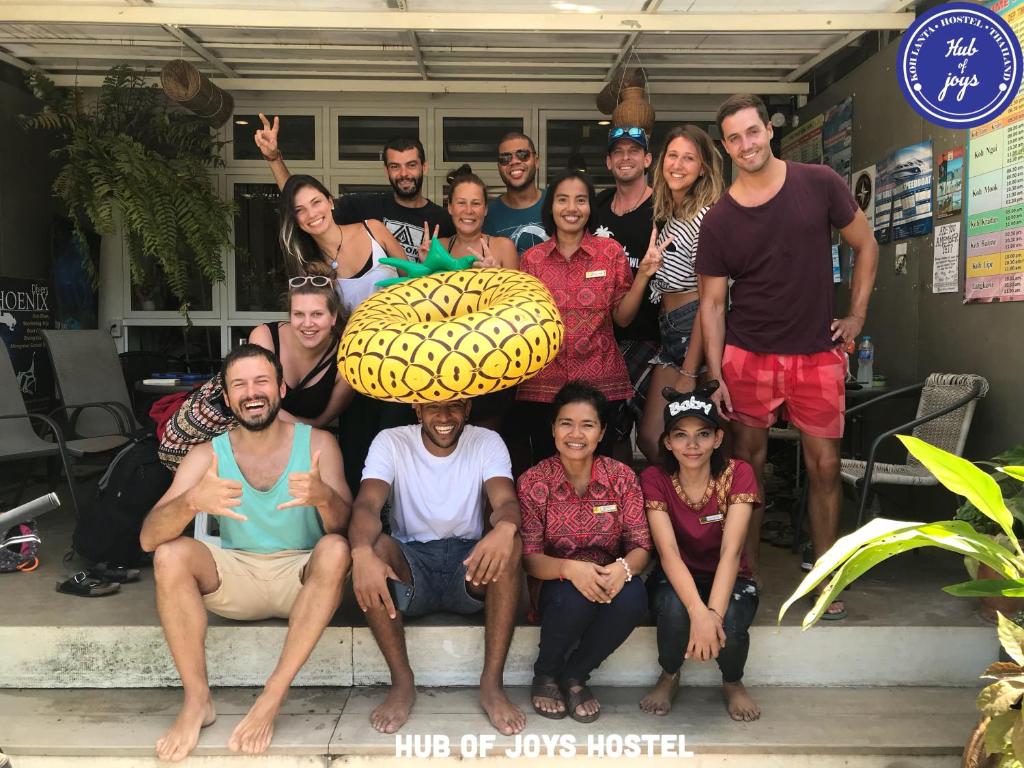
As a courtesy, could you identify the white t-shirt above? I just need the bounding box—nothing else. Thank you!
[362,424,513,543]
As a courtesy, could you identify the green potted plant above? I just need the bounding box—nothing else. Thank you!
[780,435,1024,765]
[20,65,233,318]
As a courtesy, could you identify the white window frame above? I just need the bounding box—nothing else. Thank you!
[432,107,534,180]
[329,107,429,172]
[224,105,326,170]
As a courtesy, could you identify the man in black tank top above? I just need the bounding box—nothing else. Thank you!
[591,126,659,453]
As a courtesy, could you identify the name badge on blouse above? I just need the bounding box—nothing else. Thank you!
[593,503,617,515]
[699,513,724,525]
[585,269,607,279]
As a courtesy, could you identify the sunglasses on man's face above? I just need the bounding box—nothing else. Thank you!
[288,275,332,288]
[497,149,533,166]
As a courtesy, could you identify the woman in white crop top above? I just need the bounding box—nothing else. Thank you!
[278,174,409,319]
[636,126,725,464]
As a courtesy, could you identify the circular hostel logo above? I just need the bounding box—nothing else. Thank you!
[898,2,1023,129]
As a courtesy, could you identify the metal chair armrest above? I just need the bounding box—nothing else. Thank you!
[48,402,130,437]
[845,382,924,418]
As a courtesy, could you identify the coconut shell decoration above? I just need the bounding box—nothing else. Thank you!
[595,67,645,115]
[613,86,655,134]
[160,59,234,128]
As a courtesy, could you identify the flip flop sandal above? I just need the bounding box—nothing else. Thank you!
[88,562,141,583]
[819,599,848,621]
[563,679,601,724]
[531,675,568,720]
[56,571,121,597]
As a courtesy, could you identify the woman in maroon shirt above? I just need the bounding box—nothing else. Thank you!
[514,169,668,468]
[517,382,652,723]
[639,383,761,722]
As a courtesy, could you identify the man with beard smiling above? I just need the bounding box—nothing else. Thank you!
[348,399,525,737]
[256,114,453,262]
[484,131,548,255]
[140,345,352,762]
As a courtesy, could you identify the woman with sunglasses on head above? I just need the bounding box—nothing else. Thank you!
[248,277,353,428]
[639,383,761,722]
[518,381,651,724]
[279,174,409,319]
[514,168,669,470]
[635,125,725,464]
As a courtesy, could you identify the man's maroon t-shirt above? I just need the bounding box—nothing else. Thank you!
[696,161,858,355]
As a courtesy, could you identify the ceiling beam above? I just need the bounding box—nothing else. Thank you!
[48,74,809,94]
[606,0,664,80]
[160,24,238,78]
[784,0,919,82]
[0,6,916,34]
[0,47,31,69]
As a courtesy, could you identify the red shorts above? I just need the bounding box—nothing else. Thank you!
[721,344,846,439]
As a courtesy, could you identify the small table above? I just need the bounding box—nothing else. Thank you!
[845,384,890,459]
[134,380,209,395]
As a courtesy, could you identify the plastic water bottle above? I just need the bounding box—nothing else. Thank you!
[856,337,874,385]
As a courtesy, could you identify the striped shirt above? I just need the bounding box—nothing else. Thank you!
[650,208,709,303]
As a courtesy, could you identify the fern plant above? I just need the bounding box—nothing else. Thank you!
[21,66,232,319]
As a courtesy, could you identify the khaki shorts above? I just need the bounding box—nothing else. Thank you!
[200,541,311,621]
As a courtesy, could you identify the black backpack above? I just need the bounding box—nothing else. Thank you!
[72,433,172,567]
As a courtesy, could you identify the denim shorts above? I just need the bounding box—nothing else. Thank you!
[396,537,485,618]
[651,301,698,370]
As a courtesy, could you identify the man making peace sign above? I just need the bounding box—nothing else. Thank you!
[140,344,352,762]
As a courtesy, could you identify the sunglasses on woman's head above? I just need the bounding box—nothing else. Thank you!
[497,149,533,166]
[288,275,332,288]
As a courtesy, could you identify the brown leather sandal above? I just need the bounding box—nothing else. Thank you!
[531,675,568,720]
[564,679,601,724]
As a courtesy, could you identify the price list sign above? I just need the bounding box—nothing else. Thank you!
[965,0,1024,302]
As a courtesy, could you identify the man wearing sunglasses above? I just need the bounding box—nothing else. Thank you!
[483,132,548,256]
[591,126,659,457]
[256,114,453,262]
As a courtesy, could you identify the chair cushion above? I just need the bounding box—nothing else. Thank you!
[840,458,936,487]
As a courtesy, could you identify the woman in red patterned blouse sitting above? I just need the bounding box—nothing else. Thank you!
[639,383,761,722]
[514,169,668,469]
[517,381,652,724]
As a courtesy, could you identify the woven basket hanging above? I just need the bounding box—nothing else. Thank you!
[612,86,655,133]
[160,59,234,128]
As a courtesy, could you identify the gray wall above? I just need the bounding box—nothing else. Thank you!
[0,75,60,280]
[800,40,1023,460]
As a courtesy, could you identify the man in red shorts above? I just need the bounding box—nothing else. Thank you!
[697,94,878,619]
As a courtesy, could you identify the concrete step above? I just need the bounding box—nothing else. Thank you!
[0,686,976,767]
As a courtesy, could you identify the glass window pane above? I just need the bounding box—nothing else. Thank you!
[129,248,214,312]
[233,182,289,313]
[230,326,258,350]
[545,119,614,188]
[338,116,420,161]
[232,114,316,161]
[443,117,524,163]
[126,326,222,374]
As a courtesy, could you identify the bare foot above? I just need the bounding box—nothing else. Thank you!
[371,680,415,734]
[155,695,216,762]
[228,690,284,754]
[723,681,761,721]
[481,683,526,735]
[639,671,679,716]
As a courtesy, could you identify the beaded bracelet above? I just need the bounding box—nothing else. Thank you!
[615,557,633,582]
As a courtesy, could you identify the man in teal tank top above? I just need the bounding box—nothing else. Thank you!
[141,345,353,762]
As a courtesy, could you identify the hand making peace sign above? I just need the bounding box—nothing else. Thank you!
[254,113,281,161]
[417,221,440,262]
[637,225,674,279]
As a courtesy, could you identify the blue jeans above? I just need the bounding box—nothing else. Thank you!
[652,302,698,370]
[534,577,647,682]
[397,538,485,617]
[650,573,758,683]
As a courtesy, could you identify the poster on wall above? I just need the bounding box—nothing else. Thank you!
[780,114,824,164]
[933,221,961,294]
[874,141,934,243]
[0,276,54,410]
[852,165,877,230]
[936,147,965,220]
[964,0,1024,303]
[822,96,854,183]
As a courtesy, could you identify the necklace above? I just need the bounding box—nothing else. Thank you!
[613,187,649,216]
[320,226,343,271]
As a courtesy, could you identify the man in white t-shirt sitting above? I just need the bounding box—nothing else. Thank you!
[349,398,524,736]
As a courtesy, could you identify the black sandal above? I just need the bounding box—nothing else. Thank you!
[56,571,121,597]
[530,675,568,720]
[564,679,601,724]
[88,562,141,583]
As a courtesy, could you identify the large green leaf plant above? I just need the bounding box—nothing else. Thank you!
[779,435,1024,764]
[21,66,232,318]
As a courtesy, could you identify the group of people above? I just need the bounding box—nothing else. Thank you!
[142,92,878,761]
